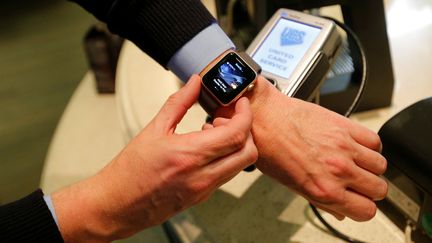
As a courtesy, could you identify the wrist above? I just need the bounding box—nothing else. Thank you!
[52,174,120,243]
[216,75,282,124]
[245,76,275,116]
[245,75,297,162]
[245,75,288,125]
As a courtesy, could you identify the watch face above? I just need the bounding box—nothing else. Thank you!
[202,52,257,105]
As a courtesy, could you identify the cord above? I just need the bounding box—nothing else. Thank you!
[162,221,183,243]
[321,16,368,118]
[310,205,367,243]
[309,16,370,243]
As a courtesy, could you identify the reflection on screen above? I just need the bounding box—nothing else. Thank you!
[202,52,256,104]
[252,18,321,79]
[212,60,247,94]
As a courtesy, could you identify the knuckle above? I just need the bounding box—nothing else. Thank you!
[321,131,352,152]
[187,180,211,195]
[213,117,226,126]
[229,130,247,150]
[309,185,342,204]
[165,93,187,113]
[167,156,197,175]
[333,135,352,151]
[166,93,179,107]
[326,158,353,178]
[169,159,188,172]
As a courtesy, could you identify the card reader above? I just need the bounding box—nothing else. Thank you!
[246,9,341,100]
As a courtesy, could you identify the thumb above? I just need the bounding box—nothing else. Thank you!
[153,75,202,134]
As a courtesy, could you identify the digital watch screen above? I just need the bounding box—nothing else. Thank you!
[202,52,256,105]
[252,18,321,79]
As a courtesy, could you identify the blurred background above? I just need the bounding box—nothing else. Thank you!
[1,0,432,241]
[0,0,94,203]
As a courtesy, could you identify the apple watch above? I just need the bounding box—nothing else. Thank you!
[199,50,261,116]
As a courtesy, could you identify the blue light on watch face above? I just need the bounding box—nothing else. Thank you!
[218,62,247,91]
[202,52,256,105]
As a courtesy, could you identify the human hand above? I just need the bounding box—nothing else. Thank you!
[52,75,257,242]
[239,76,387,221]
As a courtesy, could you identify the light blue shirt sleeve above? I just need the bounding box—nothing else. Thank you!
[43,195,59,227]
[167,23,236,82]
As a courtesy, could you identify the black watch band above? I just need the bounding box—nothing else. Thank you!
[199,85,220,117]
[198,52,261,117]
[238,52,262,74]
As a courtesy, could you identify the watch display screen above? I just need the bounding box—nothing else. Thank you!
[252,18,321,79]
[202,52,256,105]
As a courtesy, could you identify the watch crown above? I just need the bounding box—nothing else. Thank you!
[247,83,255,92]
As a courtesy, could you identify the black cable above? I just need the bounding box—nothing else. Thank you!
[321,16,369,118]
[162,221,183,243]
[308,16,370,243]
[310,205,366,243]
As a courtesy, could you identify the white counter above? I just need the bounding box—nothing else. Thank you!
[41,0,432,242]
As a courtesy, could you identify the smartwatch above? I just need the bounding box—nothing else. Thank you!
[199,50,261,116]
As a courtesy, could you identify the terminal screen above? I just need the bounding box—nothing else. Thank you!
[252,18,321,79]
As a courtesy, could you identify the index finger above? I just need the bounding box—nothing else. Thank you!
[182,97,254,161]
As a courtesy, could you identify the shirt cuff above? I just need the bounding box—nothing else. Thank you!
[167,23,235,82]
[43,195,59,227]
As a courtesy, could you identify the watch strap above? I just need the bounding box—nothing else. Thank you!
[238,52,262,74]
[199,86,220,117]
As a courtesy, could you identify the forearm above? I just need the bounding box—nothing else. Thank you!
[51,166,141,243]
[51,163,150,243]
[52,175,115,243]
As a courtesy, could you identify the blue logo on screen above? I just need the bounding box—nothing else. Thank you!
[218,63,246,90]
[280,27,306,46]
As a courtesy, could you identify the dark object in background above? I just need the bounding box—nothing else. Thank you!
[84,23,124,93]
[378,97,432,242]
[216,0,394,114]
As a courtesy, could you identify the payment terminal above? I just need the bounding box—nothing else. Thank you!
[246,9,341,100]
